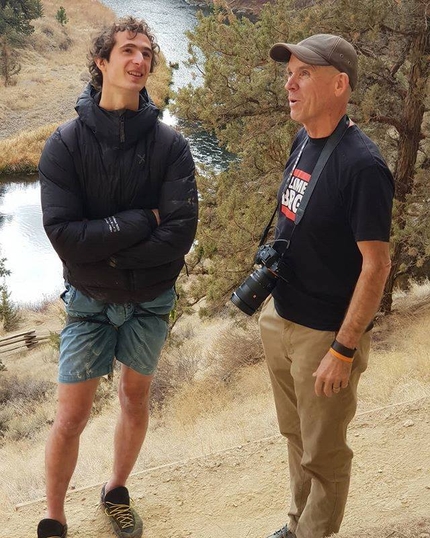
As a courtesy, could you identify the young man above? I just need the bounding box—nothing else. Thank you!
[259,35,394,538]
[37,17,198,538]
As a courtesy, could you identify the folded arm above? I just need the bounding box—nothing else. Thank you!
[39,130,158,264]
[110,137,198,269]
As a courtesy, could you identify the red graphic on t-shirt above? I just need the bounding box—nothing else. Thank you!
[281,168,311,221]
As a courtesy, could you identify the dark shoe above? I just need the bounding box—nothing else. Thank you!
[266,524,296,538]
[37,519,67,538]
[101,484,143,538]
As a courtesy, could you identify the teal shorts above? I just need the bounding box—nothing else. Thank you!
[58,284,175,384]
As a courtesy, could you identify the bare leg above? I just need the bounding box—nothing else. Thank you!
[45,378,100,524]
[104,365,153,493]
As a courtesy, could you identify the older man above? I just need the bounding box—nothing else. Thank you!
[259,34,394,538]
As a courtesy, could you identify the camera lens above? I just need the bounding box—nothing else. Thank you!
[231,266,278,315]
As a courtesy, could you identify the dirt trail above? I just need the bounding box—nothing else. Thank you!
[3,398,429,538]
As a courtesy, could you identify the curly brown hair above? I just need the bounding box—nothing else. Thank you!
[88,16,160,90]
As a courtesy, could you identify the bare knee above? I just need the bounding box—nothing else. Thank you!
[52,378,99,438]
[52,410,90,439]
[118,378,152,417]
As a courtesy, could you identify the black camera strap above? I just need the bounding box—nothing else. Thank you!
[294,115,350,225]
[259,114,350,246]
[258,136,308,246]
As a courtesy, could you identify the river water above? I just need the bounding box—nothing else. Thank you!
[0,0,219,305]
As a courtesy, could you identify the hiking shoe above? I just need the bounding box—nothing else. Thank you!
[101,484,143,538]
[37,518,67,538]
[266,524,296,538]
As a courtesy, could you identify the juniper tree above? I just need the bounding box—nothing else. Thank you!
[55,6,68,26]
[299,0,430,311]
[0,258,20,332]
[0,0,43,85]
[174,0,429,314]
[0,284,20,332]
[0,0,43,39]
[0,36,21,85]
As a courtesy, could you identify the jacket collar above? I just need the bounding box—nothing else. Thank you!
[75,83,160,148]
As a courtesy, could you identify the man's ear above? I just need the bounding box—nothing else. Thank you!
[95,57,105,71]
[334,72,350,97]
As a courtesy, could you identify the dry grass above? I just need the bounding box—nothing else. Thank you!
[0,0,172,175]
[357,281,430,409]
[206,318,265,381]
[151,340,201,410]
[0,123,58,174]
[0,372,55,446]
[0,283,429,512]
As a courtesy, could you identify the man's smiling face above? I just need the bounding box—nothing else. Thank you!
[96,30,153,97]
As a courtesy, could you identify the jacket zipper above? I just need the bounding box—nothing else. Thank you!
[128,270,136,292]
[119,115,125,145]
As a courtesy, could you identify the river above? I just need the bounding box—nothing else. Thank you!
[0,0,220,306]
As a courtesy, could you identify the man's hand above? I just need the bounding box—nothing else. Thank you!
[312,351,352,397]
[151,209,160,225]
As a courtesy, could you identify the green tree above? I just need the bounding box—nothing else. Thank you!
[174,0,430,314]
[0,257,20,332]
[0,0,43,40]
[0,258,10,371]
[55,6,68,26]
[0,257,10,280]
[300,0,430,312]
[0,284,20,332]
[0,0,43,85]
[0,35,21,85]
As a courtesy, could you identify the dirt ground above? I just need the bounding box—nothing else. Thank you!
[3,398,429,538]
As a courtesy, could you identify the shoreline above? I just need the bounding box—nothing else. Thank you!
[0,0,172,176]
[186,0,272,14]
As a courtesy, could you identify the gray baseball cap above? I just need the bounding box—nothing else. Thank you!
[270,34,358,90]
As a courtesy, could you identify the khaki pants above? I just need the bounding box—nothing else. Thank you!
[259,297,370,538]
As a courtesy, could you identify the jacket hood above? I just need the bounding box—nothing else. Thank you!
[75,83,160,148]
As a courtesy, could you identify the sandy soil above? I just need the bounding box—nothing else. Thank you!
[3,398,429,537]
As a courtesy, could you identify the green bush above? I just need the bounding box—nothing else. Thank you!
[0,284,21,332]
[55,6,68,26]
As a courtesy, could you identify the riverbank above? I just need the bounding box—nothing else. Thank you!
[0,0,171,175]
[187,0,273,14]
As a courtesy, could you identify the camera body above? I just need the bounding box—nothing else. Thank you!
[231,244,283,316]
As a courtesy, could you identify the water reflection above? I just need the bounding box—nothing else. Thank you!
[161,110,235,173]
[0,178,63,305]
[0,1,233,305]
[101,0,207,90]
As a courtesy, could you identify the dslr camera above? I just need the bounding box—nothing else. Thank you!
[231,244,286,316]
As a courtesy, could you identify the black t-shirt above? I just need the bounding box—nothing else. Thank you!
[272,123,394,331]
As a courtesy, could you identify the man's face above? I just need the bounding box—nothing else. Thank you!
[96,30,153,95]
[284,55,341,133]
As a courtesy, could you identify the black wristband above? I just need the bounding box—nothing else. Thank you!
[331,339,356,359]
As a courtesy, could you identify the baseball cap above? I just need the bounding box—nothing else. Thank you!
[269,34,358,90]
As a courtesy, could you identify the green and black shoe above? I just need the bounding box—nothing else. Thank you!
[101,484,143,538]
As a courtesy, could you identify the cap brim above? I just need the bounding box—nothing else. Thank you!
[269,43,331,67]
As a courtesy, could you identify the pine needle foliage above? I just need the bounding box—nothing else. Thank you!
[0,283,21,332]
[0,0,43,40]
[55,6,68,26]
[0,258,20,332]
[174,0,430,315]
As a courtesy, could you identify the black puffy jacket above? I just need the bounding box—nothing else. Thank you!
[39,84,198,303]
